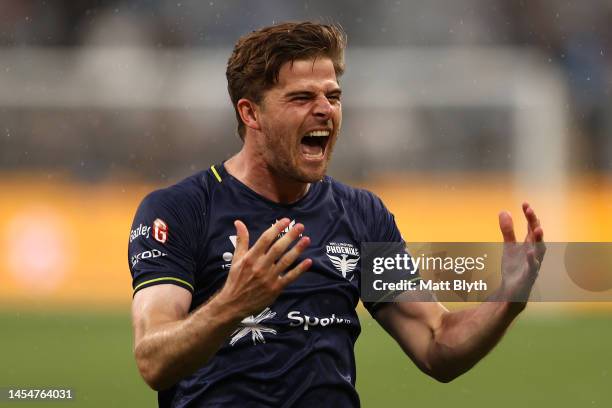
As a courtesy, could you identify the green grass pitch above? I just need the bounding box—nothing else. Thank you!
[0,310,610,407]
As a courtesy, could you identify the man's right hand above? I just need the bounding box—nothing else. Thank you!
[132,219,311,390]
[215,218,312,319]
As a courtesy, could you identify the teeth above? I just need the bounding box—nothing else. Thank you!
[305,130,330,137]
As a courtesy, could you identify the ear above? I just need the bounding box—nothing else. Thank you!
[236,98,262,132]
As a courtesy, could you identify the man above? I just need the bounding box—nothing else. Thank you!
[128,22,545,407]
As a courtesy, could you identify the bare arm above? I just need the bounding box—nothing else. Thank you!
[131,218,312,390]
[374,297,522,382]
[132,285,244,390]
[374,203,546,383]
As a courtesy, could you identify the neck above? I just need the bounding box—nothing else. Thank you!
[224,149,310,205]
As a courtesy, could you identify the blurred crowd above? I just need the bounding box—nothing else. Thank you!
[0,0,610,178]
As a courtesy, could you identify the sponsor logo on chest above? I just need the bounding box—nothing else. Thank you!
[229,308,353,346]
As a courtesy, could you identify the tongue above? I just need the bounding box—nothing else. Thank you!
[301,143,323,156]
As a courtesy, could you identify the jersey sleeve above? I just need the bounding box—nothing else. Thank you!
[359,191,418,317]
[128,189,198,296]
[365,191,404,244]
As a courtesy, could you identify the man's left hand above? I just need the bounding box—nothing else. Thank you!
[497,202,546,305]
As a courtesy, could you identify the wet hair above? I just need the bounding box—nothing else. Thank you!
[226,21,347,139]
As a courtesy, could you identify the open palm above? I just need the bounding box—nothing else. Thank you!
[498,203,546,302]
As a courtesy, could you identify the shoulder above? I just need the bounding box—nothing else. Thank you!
[324,176,387,216]
[139,169,214,216]
[133,169,218,243]
[323,176,401,242]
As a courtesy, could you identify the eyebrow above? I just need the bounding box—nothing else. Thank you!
[283,88,342,99]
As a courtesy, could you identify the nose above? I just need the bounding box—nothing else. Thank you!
[312,94,333,119]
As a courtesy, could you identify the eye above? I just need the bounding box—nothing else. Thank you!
[290,95,311,102]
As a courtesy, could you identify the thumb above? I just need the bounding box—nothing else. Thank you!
[498,211,517,243]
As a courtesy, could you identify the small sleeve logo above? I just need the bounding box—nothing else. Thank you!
[153,218,168,243]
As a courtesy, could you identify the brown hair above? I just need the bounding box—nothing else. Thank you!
[226,21,347,139]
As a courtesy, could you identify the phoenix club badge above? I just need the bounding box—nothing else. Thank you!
[326,242,360,281]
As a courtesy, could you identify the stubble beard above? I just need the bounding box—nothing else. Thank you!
[263,130,336,184]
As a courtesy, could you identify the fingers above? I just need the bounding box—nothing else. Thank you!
[530,223,546,263]
[246,219,311,282]
[279,258,313,287]
[498,211,517,243]
[274,235,311,274]
[264,222,305,264]
[250,218,291,256]
[522,202,543,243]
[520,203,546,264]
[233,220,249,259]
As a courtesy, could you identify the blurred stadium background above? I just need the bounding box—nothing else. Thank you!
[0,1,611,406]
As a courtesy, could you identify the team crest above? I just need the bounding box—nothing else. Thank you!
[326,242,360,281]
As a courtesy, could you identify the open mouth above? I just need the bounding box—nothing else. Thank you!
[300,130,330,160]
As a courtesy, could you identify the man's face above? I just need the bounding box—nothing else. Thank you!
[256,57,342,183]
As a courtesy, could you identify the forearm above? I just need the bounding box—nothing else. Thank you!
[135,295,243,390]
[428,298,524,381]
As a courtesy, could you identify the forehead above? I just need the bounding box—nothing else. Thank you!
[273,57,340,92]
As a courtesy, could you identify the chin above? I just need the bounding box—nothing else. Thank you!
[300,172,325,183]
[272,154,331,183]
[295,164,328,183]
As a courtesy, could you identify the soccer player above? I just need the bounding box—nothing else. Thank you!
[128,22,546,407]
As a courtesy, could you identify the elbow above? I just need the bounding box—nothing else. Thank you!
[134,346,172,391]
[135,358,165,391]
[429,370,460,383]
[422,360,464,383]
[140,369,167,392]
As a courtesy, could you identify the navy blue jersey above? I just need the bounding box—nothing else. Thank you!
[128,163,404,407]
